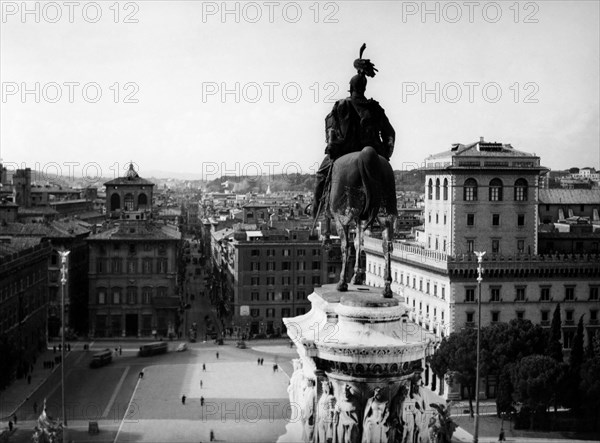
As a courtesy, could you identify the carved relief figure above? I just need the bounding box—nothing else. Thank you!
[317,380,337,443]
[303,379,317,443]
[335,384,361,443]
[387,383,408,443]
[362,387,390,443]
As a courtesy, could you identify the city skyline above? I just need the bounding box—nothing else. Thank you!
[1,1,599,181]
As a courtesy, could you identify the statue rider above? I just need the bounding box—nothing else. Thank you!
[312,44,396,237]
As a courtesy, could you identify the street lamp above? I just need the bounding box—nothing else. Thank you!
[58,249,70,429]
[473,250,485,443]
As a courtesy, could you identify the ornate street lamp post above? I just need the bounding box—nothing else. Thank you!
[473,251,485,443]
[59,250,70,428]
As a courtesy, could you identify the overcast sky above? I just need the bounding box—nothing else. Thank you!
[1,1,598,182]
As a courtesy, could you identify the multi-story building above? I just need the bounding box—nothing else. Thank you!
[210,207,342,338]
[88,165,180,338]
[364,139,600,398]
[0,239,51,383]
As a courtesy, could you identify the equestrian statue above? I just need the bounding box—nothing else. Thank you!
[311,44,397,297]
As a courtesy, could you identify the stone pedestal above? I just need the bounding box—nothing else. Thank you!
[281,285,446,443]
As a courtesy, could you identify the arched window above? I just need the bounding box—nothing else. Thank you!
[124,193,134,211]
[514,178,528,201]
[443,178,448,200]
[463,178,478,201]
[110,193,120,211]
[138,193,148,208]
[489,178,503,201]
[435,179,440,200]
[428,179,433,200]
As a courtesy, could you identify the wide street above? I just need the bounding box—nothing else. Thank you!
[6,339,297,443]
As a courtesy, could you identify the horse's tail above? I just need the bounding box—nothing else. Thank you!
[357,146,380,227]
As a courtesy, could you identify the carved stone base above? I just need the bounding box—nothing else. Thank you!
[280,285,447,443]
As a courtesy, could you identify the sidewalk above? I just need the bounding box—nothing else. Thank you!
[0,343,79,422]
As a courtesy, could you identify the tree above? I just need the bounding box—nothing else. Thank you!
[510,355,561,429]
[547,303,563,362]
[569,315,585,370]
[482,319,548,415]
[429,328,478,415]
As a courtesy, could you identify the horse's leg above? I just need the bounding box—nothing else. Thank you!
[381,216,394,298]
[336,217,349,292]
[350,220,365,286]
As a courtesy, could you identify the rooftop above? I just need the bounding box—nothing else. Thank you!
[539,189,600,205]
[104,163,155,187]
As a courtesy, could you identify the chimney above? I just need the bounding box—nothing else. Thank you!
[479,136,484,143]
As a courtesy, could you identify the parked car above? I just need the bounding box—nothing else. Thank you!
[176,343,188,352]
[236,341,246,349]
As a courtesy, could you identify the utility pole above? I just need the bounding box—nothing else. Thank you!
[473,251,485,443]
[59,249,70,429]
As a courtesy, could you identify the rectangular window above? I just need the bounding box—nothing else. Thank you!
[296,262,306,271]
[465,288,475,303]
[127,259,137,274]
[590,310,598,322]
[565,310,574,322]
[467,214,474,226]
[540,287,551,301]
[312,275,321,285]
[282,291,290,301]
[565,286,575,301]
[251,292,259,301]
[297,290,306,300]
[297,276,306,285]
[266,291,275,301]
[515,287,526,301]
[112,289,121,305]
[492,240,499,254]
[516,311,525,320]
[297,249,306,257]
[282,261,291,271]
[282,249,291,257]
[466,312,474,323]
[312,261,321,270]
[296,307,306,315]
[111,258,122,274]
[266,262,275,271]
[157,259,168,273]
[590,286,599,301]
[143,259,152,274]
[127,287,137,304]
[250,309,260,318]
[281,276,291,285]
[517,214,525,226]
[312,249,320,256]
[492,214,500,226]
[142,287,152,304]
[97,289,106,305]
[250,262,261,271]
[266,276,275,285]
[541,310,549,324]
[251,277,260,286]
[467,240,474,253]
[490,287,500,302]
[491,311,500,322]
[282,308,291,318]
[441,287,446,300]
[266,249,275,257]
[517,240,525,253]
[251,249,260,257]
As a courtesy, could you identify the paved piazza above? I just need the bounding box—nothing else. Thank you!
[115,360,293,442]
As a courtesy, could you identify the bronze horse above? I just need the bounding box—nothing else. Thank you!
[327,146,397,297]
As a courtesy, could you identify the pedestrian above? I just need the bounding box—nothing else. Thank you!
[53,345,56,354]
[139,371,144,379]
[257,358,260,365]
[210,429,214,441]
[200,380,203,389]
[8,420,13,431]
[33,401,38,415]
[67,343,71,352]
[216,352,219,359]
[202,363,206,371]
[498,428,506,441]
[200,396,204,406]
[119,346,122,355]
[182,395,186,405]
[273,364,276,373]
